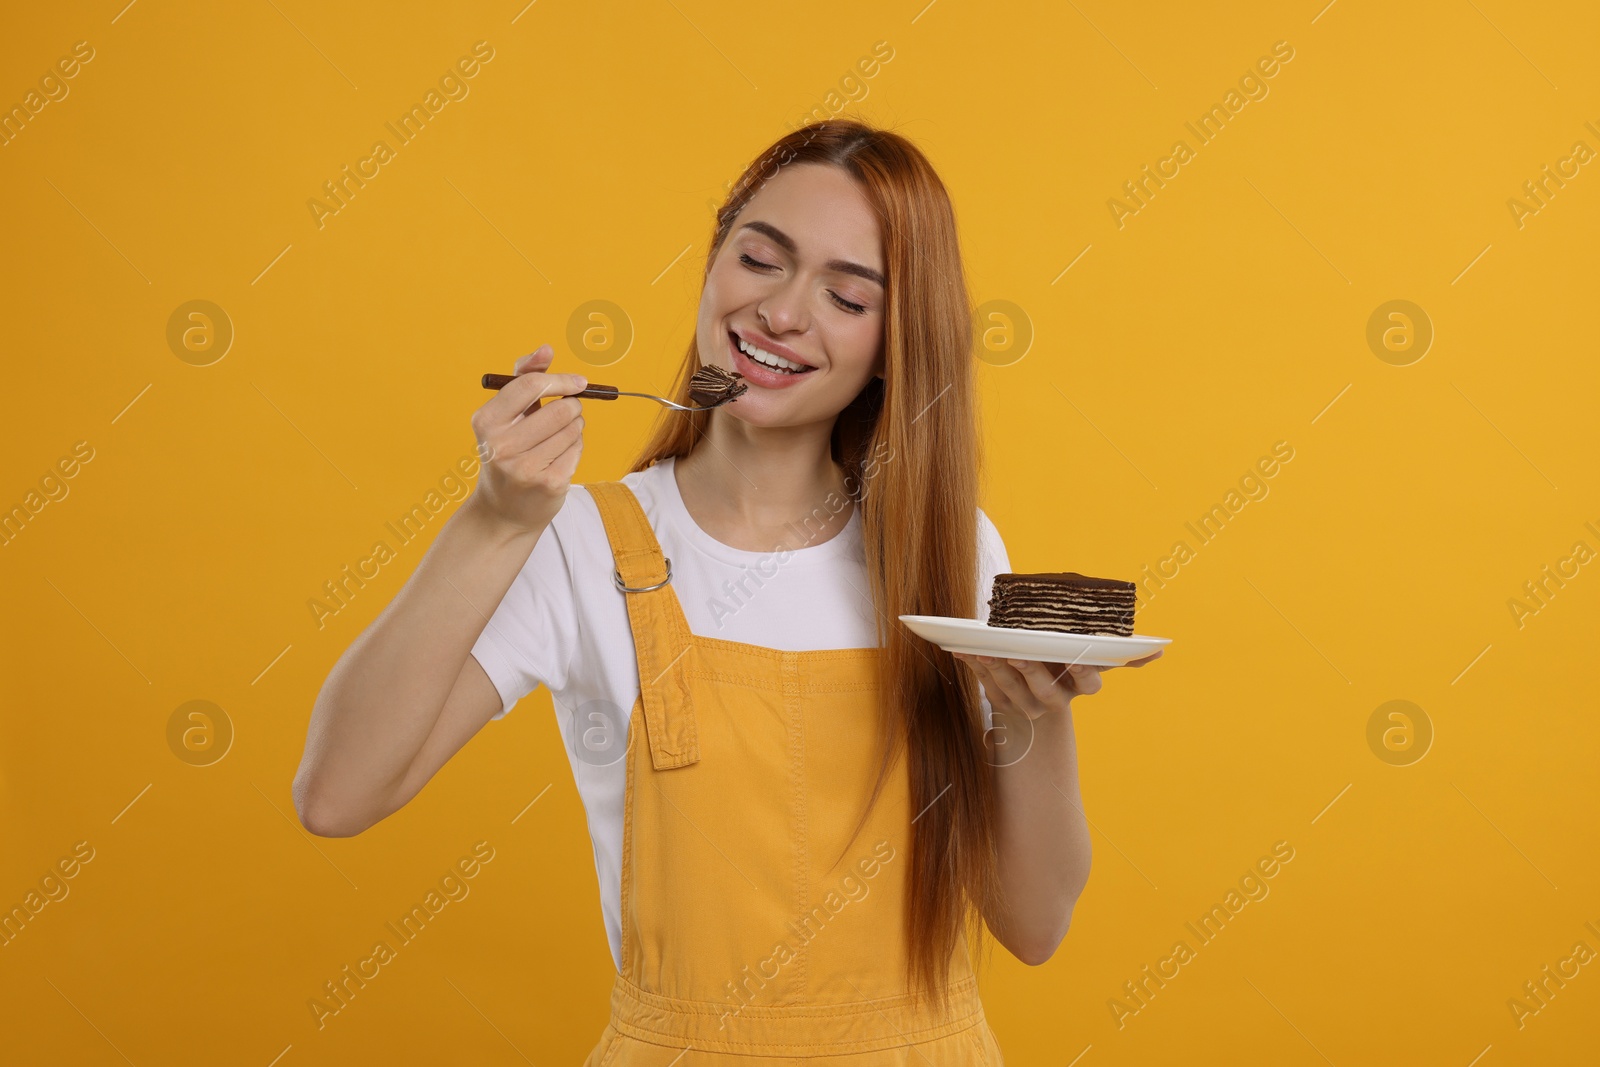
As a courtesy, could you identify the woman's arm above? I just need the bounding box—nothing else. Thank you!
[292,500,543,836]
[960,651,1161,965]
[292,345,588,836]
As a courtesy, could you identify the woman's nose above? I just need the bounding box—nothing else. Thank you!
[758,280,809,335]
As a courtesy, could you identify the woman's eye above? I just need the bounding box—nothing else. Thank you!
[740,252,868,314]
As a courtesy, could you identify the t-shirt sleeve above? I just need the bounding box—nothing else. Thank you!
[975,508,1012,732]
[976,508,1010,625]
[469,512,580,721]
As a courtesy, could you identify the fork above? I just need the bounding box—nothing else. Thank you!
[480,373,736,411]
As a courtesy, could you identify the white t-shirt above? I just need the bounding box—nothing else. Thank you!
[469,455,1012,972]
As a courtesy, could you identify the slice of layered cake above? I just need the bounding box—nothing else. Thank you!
[687,364,748,406]
[987,571,1138,637]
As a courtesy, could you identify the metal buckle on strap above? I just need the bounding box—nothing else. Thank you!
[614,556,672,593]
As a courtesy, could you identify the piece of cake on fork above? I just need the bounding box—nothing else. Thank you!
[987,571,1138,637]
[687,364,748,406]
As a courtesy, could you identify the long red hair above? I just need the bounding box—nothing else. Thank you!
[628,119,1001,1010]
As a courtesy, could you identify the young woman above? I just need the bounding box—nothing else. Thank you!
[294,119,1157,1062]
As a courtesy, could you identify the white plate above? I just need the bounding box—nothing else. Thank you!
[898,615,1170,667]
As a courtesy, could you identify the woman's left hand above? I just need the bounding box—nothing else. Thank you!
[952,649,1163,720]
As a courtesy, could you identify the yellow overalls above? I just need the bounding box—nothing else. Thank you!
[581,480,1005,1064]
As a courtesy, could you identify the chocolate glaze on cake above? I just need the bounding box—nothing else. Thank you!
[687,365,748,406]
[987,571,1137,637]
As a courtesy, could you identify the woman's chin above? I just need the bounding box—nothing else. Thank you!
[714,402,775,427]
[712,397,813,431]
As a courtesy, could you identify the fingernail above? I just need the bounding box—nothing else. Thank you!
[1006,659,1025,668]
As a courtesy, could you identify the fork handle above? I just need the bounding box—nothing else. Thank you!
[481,372,618,401]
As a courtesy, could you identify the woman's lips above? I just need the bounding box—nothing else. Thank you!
[727,331,816,389]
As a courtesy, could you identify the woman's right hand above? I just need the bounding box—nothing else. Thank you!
[467,343,589,536]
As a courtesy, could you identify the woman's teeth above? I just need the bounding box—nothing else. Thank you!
[737,336,810,374]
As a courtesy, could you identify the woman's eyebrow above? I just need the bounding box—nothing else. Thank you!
[737,220,885,287]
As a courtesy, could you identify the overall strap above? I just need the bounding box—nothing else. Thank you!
[586,479,700,770]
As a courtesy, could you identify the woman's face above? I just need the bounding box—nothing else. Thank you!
[696,162,886,429]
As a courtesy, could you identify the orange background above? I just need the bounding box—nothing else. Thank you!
[2,1,1597,1063]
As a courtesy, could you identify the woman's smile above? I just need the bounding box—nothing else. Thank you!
[726,328,818,389]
